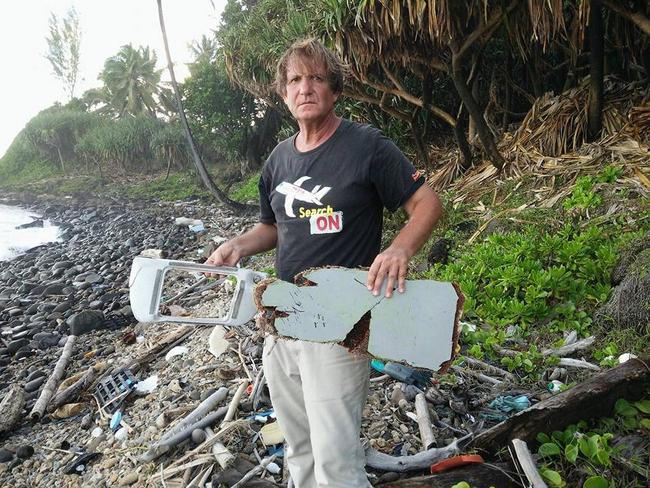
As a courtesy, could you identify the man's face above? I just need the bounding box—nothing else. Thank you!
[283,56,339,125]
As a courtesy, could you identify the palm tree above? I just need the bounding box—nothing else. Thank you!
[98,44,162,118]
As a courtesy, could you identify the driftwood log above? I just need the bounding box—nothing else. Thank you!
[510,439,548,487]
[376,463,520,487]
[48,363,105,412]
[114,325,192,374]
[365,434,472,472]
[472,354,650,451]
[30,334,76,421]
[0,385,26,435]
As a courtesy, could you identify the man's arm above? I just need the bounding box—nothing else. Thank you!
[366,184,442,297]
[205,222,278,267]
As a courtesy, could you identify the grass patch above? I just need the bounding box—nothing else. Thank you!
[229,171,260,203]
[0,160,59,189]
[121,173,209,201]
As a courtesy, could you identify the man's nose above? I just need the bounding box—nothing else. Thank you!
[298,78,313,93]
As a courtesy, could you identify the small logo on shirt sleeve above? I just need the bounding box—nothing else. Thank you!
[411,170,422,181]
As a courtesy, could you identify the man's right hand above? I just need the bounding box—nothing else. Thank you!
[204,242,241,276]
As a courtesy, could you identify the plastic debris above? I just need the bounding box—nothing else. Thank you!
[114,427,128,442]
[174,217,202,226]
[62,452,101,475]
[266,462,281,474]
[189,222,205,233]
[371,360,431,389]
[208,325,229,359]
[547,380,564,393]
[618,353,638,363]
[110,410,122,430]
[92,369,137,415]
[260,422,284,446]
[165,346,189,362]
[480,395,531,421]
[134,375,159,395]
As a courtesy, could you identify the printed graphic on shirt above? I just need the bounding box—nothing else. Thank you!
[275,176,343,234]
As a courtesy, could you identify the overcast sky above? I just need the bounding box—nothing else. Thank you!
[0,0,226,158]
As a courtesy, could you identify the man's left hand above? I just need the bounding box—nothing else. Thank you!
[366,246,409,298]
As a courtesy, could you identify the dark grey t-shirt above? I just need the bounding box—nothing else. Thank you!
[259,119,424,282]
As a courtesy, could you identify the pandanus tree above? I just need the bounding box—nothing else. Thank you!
[220,0,649,172]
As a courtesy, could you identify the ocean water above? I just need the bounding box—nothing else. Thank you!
[0,204,61,261]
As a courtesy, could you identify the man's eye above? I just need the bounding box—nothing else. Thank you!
[312,75,324,82]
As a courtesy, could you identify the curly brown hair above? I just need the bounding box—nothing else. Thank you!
[275,38,345,97]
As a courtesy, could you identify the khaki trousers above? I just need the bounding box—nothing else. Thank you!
[263,336,372,488]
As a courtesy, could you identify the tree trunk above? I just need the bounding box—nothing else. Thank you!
[450,53,504,169]
[410,113,430,172]
[502,56,511,130]
[587,0,605,142]
[454,106,473,170]
[156,0,255,214]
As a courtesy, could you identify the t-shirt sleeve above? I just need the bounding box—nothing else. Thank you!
[369,134,425,212]
[258,171,276,224]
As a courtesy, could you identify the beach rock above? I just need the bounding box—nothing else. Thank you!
[66,310,106,336]
[7,339,29,355]
[15,446,34,460]
[0,449,14,463]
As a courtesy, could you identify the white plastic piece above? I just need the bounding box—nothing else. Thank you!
[128,257,267,327]
[208,325,229,359]
[174,217,202,226]
[135,375,159,394]
[266,462,281,474]
[548,380,564,393]
[165,346,188,362]
[618,353,638,364]
[114,427,128,442]
[91,427,103,437]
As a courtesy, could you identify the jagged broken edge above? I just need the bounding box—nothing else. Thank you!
[253,266,464,374]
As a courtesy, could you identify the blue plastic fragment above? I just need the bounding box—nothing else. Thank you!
[480,395,531,421]
[370,359,385,373]
[266,445,284,457]
[110,410,122,430]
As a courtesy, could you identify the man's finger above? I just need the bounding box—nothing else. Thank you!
[398,271,407,293]
[385,273,397,298]
[366,261,380,291]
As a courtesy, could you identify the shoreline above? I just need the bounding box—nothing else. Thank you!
[0,192,260,486]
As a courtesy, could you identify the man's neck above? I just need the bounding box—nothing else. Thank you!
[295,114,341,152]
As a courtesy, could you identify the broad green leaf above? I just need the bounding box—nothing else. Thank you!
[640,418,650,430]
[538,443,561,457]
[579,437,595,458]
[622,417,638,429]
[614,398,638,417]
[583,476,608,488]
[540,468,565,488]
[536,432,551,444]
[633,399,650,414]
[596,449,610,467]
[565,444,579,463]
[450,483,470,488]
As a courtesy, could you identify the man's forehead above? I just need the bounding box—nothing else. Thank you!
[286,55,326,75]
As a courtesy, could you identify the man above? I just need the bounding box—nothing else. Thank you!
[206,39,442,488]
